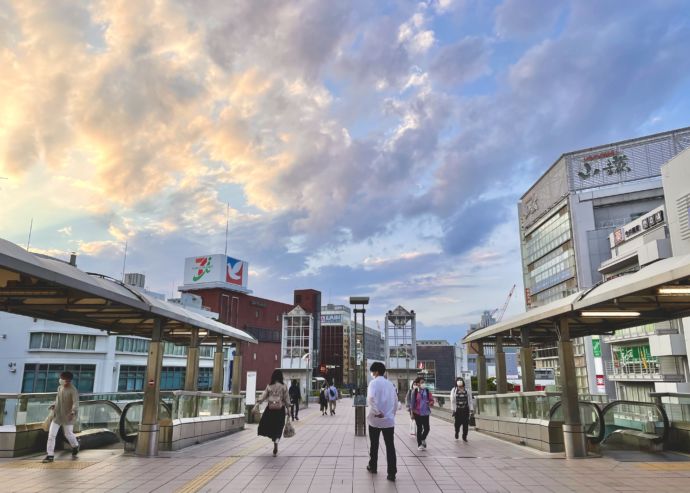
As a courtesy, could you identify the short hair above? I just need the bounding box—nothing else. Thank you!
[60,371,74,381]
[370,362,386,375]
[414,376,425,385]
[270,369,284,385]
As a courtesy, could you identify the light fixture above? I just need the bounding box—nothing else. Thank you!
[581,311,640,318]
[658,286,690,295]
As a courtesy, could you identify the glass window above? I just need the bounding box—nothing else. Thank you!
[116,336,150,353]
[28,332,97,351]
[118,365,146,392]
[21,363,96,392]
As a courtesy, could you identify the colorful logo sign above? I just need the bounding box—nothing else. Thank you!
[192,256,213,282]
[226,257,245,286]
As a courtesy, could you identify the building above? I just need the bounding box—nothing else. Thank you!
[0,274,229,395]
[384,305,417,392]
[280,305,313,398]
[416,340,456,391]
[597,206,688,400]
[364,324,385,362]
[179,254,321,390]
[518,126,690,396]
[319,304,354,387]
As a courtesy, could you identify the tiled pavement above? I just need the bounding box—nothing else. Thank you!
[2,398,690,492]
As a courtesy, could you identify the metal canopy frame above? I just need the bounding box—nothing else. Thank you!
[464,252,690,346]
[0,238,257,346]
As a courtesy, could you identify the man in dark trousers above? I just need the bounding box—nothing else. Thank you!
[288,380,301,421]
[366,362,397,482]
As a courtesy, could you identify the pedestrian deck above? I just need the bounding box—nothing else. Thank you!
[2,398,689,493]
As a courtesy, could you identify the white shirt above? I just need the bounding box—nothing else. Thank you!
[367,376,397,428]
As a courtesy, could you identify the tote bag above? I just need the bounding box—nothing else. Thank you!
[283,417,295,438]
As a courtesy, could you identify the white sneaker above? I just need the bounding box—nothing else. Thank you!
[418,445,424,450]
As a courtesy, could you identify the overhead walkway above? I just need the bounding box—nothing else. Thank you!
[0,237,257,457]
[1,398,690,493]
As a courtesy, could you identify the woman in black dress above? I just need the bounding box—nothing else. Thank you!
[319,382,329,415]
[255,369,290,456]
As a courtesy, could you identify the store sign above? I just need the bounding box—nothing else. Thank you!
[596,374,605,392]
[577,152,631,180]
[321,314,342,324]
[183,254,249,289]
[592,337,602,358]
[613,228,624,245]
[524,288,532,308]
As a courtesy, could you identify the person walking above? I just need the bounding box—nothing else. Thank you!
[288,380,301,421]
[405,380,418,436]
[327,381,338,415]
[42,371,80,463]
[254,369,290,456]
[407,377,434,450]
[366,362,397,482]
[319,382,329,416]
[450,377,474,442]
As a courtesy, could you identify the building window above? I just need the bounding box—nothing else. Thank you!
[116,336,149,353]
[200,346,214,358]
[118,365,146,392]
[29,332,96,351]
[284,314,310,359]
[163,342,188,356]
[22,363,96,393]
[118,366,215,391]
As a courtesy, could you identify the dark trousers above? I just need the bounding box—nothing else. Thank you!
[413,415,430,445]
[290,400,299,419]
[368,426,397,477]
[454,408,469,438]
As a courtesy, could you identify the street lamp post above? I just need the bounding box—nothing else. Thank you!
[350,296,369,437]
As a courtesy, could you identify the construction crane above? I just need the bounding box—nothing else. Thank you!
[496,284,516,323]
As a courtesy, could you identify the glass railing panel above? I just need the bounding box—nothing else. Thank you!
[476,396,498,417]
[198,395,222,417]
[77,401,122,434]
[497,394,522,418]
[15,393,56,425]
[175,394,197,419]
[660,396,690,423]
[222,395,244,415]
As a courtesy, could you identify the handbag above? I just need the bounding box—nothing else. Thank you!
[252,404,262,421]
[41,409,54,432]
[409,417,416,435]
[283,417,295,438]
[469,413,476,427]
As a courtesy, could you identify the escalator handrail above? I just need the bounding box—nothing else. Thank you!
[600,399,670,444]
[118,400,172,443]
[548,400,606,444]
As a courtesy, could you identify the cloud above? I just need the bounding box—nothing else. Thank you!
[494,0,566,39]
[441,198,511,255]
[430,36,491,86]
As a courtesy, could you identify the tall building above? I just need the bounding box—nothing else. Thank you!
[384,306,417,392]
[598,205,688,399]
[519,126,690,396]
[320,304,354,386]
[179,254,320,390]
[416,340,456,391]
[280,305,313,397]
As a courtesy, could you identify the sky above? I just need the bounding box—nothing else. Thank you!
[1,0,690,342]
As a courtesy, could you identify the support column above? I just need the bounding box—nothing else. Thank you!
[136,319,164,456]
[520,328,535,392]
[557,319,587,458]
[231,342,243,395]
[495,335,507,394]
[212,336,224,393]
[477,341,487,396]
[184,328,200,391]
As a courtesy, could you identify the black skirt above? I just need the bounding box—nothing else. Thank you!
[258,407,286,440]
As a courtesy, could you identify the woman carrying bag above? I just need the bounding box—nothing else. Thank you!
[254,369,290,456]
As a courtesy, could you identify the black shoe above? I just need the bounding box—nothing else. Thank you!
[72,446,79,457]
[462,436,468,442]
[42,455,54,463]
[295,417,299,421]
[455,432,459,439]
[367,465,377,474]
[273,443,278,456]
[387,475,396,482]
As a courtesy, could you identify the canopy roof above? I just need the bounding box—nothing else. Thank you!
[464,253,690,345]
[0,238,257,345]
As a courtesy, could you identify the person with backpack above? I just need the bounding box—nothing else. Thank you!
[450,377,474,442]
[254,369,290,456]
[319,382,329,415]
[407,376,434,450]
[327,381,338,415]
[288,380,301,421]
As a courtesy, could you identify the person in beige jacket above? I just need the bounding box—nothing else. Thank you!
[254,369,290,456]
[43,371,80,463]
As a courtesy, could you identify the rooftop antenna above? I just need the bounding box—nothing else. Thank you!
[224,202,230,257]
[121,240,128,281]
[26,218,33,251]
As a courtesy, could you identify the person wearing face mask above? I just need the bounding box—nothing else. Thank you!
[450,377,474,442]
[407,377,434,450]
[42,372,80,463]
[366,362,397,482]
[405,380,418,436]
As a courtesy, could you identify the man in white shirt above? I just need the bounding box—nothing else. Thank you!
[366,362,397,482]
